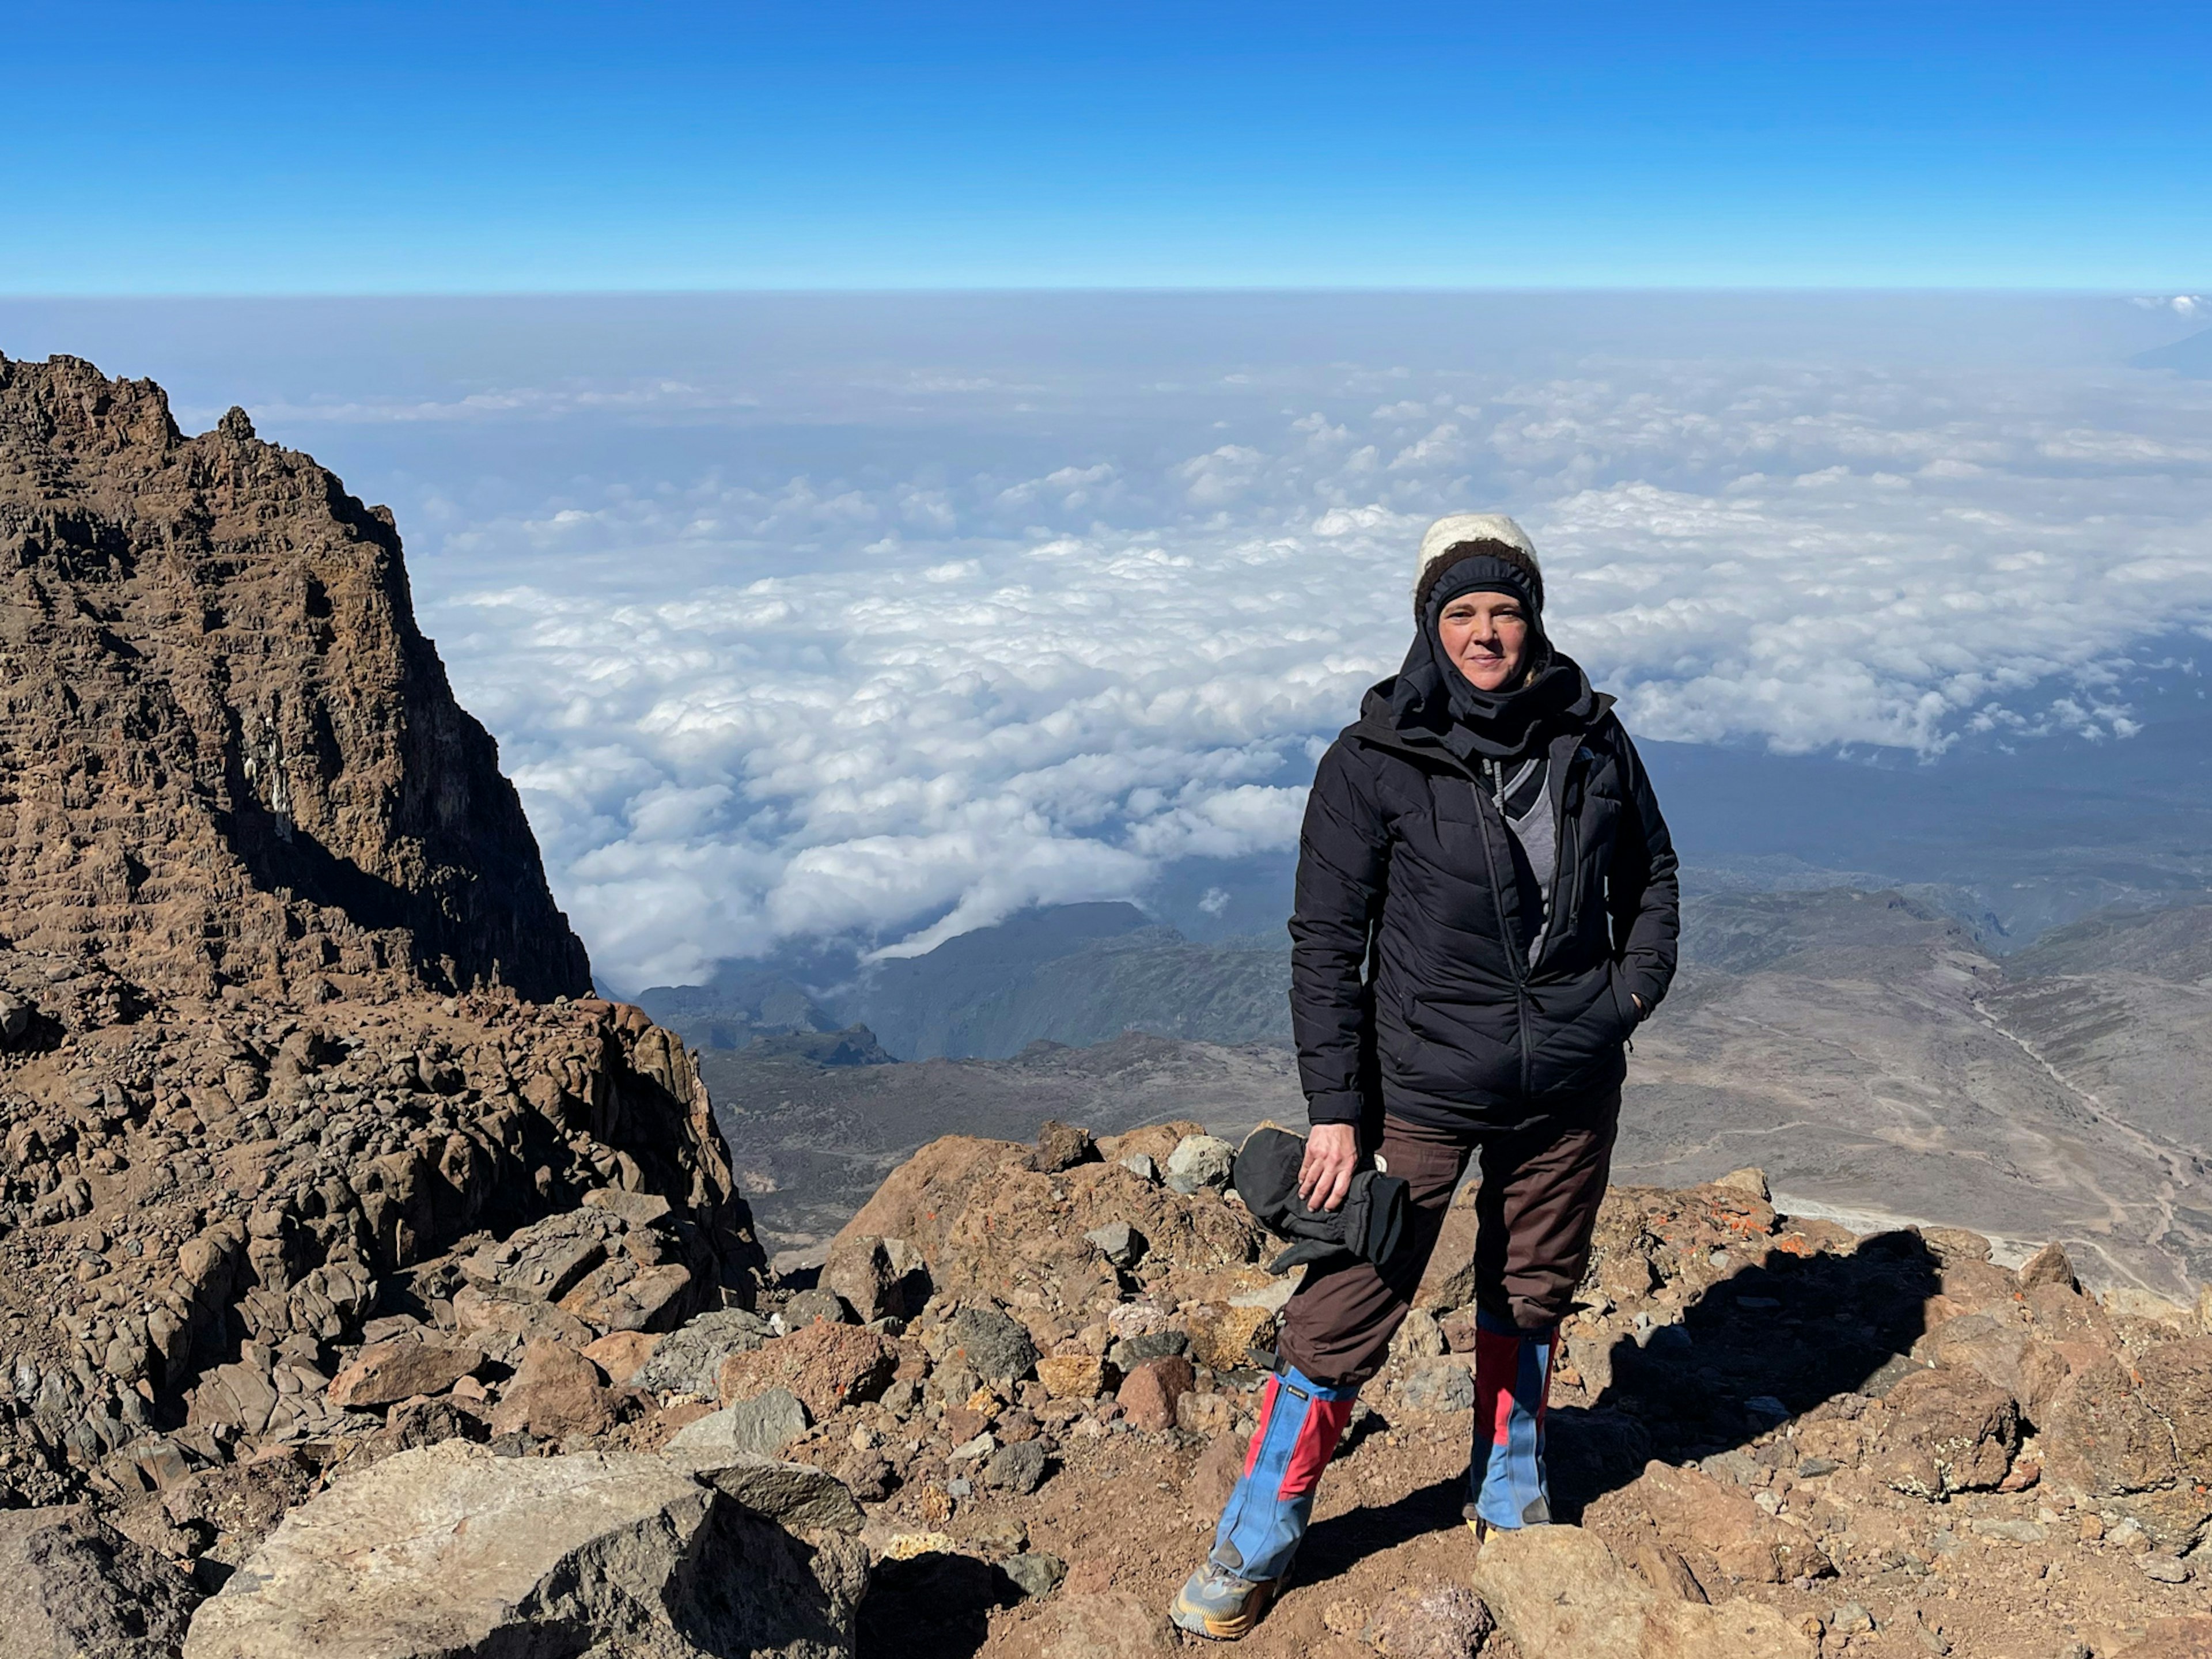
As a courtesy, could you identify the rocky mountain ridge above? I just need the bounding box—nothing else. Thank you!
[0,352,589,1003]
[0,355,784,1654]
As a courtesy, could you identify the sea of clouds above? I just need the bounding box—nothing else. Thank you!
[17,294,2205,988]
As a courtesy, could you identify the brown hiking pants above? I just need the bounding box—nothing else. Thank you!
[1274,1088,1620,1390]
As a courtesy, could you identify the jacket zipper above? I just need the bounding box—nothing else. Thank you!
[1469,775,1536,1096]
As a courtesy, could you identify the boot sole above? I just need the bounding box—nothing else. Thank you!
[1170,1578,1277,1640]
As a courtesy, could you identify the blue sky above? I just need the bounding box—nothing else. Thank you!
[5,2,2208,291]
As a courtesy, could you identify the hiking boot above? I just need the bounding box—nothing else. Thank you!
[1467,1310,1556,1531]
[1171,1560,1278,1640]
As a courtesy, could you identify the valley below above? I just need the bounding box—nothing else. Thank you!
[675,889,2212,1301]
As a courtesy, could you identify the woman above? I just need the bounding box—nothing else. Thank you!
[1172,513,1680,1640]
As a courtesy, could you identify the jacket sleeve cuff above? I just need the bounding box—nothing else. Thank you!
[1626,970,1666,1015]
[1306,1090,1364,1127]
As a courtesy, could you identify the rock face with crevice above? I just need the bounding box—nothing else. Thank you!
[0,353,589,1003]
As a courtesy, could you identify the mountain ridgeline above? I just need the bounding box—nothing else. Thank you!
[638,902,1292,1062]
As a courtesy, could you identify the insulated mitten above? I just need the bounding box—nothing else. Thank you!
[1232,1125,1410,1273]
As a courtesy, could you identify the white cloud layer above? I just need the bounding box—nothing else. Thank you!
[307,308,2212,989]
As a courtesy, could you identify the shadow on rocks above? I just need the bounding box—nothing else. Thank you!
[857,1548,1021,1659]
[1552,1228,1941,1518]
[1298,1229,1940,1582]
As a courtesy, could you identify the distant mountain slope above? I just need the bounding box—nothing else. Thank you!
[2005,896,2212,982]
[700,1031,1301,1255]
[643,900,1293,1060]
[1620,887,2212,1296]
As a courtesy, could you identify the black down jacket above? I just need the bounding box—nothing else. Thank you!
[1290,656,1679,1132]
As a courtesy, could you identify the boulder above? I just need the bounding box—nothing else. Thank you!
[1471,1524,1815,1658]
[1594,1463,1831,1586]
[1165,1134,1235,1194]
[0,1504,199,1659]
[1032,1119,1099,1173]
[679,1457,866,1535]
[487,1338,615,1441]
[2017,1241,2080,1292]
[666,1387,812,1461]
[1361,1584,1495,1657]
[327,1338,483,1411]
[181,1443,867,1659]
[945,1306,1042,1383]
[717,1321,897,1419]
[2039,1351,2211,1545]
[1875,1366,2021,1496]
[820,1234,927,1323]
[634,1309,774,1397]
[1912,1312,2073,1421]
[783,1288,854,1328]
[558,1259,695,1334]
[582,1329,661,1387]
[1118,1355,1195,1431]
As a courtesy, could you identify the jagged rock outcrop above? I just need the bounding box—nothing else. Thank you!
[0,354,772,1655]
[0,353,589,1002]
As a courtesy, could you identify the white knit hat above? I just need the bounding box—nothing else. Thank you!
[1411,513,1539,606]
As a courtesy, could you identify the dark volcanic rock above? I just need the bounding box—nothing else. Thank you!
[0,1503,200,1658]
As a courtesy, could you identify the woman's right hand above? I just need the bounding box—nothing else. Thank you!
[1298,1122,1360,1213]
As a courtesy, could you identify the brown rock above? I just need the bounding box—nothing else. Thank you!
[452,1285,596,1350]
[2017,1241,2079,1291]
[488,1339,615,1441]
[1037,1353,1109,1400]
[1914,1312,2075,1421]
[1593,1463,1831,1586]
[821,1232,925,1322]
[1117,1355,1196,1432]
[558,1260,694,1334]
[2040,1351,2212,1547]
[1361,1584,1494,1657]
[1632,1539,1709,1604]
[327,1338,483,1410]
[1031,1119,1099,1173]
[1176,1391,1238,1437]
[941,1404,993,1445]
[2138,1337,2212,1471]
[1471,1524,1814,1658]
[1875,1366,2021,1496]
[714,1320,897,1419]
[581,1330,661,1387]
[1186,1304,1275,1371]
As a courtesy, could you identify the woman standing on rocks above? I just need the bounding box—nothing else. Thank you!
[1173,514,1680,1639]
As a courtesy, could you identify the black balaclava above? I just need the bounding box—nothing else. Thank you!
[1389,545,1594,759]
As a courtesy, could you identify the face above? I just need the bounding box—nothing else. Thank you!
[1437,590,1531,692]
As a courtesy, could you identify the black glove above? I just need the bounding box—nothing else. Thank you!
[1233,1125,1410,1275]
